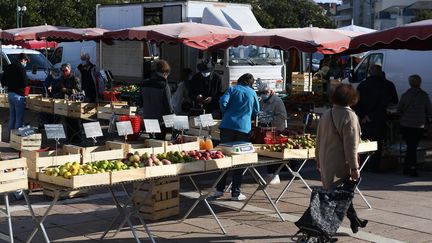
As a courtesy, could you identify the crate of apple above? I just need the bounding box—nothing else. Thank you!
[186,150,226,161]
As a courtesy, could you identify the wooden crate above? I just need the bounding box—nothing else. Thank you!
[175,160,206,174]
[38,171,110,189]
[145,164,177,178]
[97,102,134,120]
[0,158,28,193]
[146,135,200,153]
[110,167,146,184]
[63,144,124,164]
[0,93,8,108]
[255,147,310,159]
[134,177,180,221]
[68,102,97,119]
[232,153,258,166]
[358,141,378,153]
[21,149,81,179]
[10,130,42,151]
[106,141,164,158]
[43,186,88,200]
[204,156,232,171]
[26,95,42,112]
[53,99,69,116]
[39,98,54,113]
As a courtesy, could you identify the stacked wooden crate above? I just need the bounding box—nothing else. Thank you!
[97,102,136,120]
[68,102,97,119]
[291,72,313,92]
[38,97,54,113]
[26,95,42,112]
[0,158,28,193]
[53,99,69,116]
[10,130,42,151]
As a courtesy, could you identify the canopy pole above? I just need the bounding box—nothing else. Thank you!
[309,52,312,92]
[99,40,103,69]
[45,38,48,75]
[0,40,3,73]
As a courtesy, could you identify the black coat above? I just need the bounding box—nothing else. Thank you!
[1,62,28,96]
[140,74,173,123]
[52,75,80,99]
[188,73,222,113]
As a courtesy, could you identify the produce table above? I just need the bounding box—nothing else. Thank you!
[1,193,17,243]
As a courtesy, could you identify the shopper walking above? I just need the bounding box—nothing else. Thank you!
[398,75,432,177]
[316,83,368,234]
[0,53,29,135]
[213,73,260,201]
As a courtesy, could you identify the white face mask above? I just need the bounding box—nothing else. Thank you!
[201,72,211,78]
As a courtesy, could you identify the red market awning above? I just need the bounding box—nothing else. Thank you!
[210,27,362,54]
[36,27,108,41]
[102,22,245,50]
[347,19,432,54]
[0,29,14,41]
[4,40,58,49]
[2,25,67,41]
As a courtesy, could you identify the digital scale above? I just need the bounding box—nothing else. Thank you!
[218,142,255,155]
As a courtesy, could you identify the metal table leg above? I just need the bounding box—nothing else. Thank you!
[275,159,312,204]
[239,164,286,222]
[225,168,248,193]
[0,194,14,243]
[101,183,156,243]
[356,154,373,209]
[24,189,59,243]
[180,170,228,234]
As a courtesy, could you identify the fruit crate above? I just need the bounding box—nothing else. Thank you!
[145,164,177,178]
[175,160,206,174]
[231,153,258,166]
[97,102,136,120]
[358,141,378,153]
[68,102,97,119]
[146,135,200,153]
[63,144,124,164]
[21,148,81,179]
[106,141,164,158]
[204,156,232,171]
[43,186,88,200]
[0,158,28,193]
[134,177,180,221]
[255,146,310,159]
[26,94,42,112]
[110,167,146,185]
[0,93,8,108]
[38,171,111,189]
[53,99,69,116]
[10,130,42,151]
[38,97,54,113]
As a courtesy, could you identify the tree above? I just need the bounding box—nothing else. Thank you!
[411,10,432,23]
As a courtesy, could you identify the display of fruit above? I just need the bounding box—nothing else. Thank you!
[44,160,129,179]
[114,85,140,94]
[260,134,316,152]
[185,150,225,161]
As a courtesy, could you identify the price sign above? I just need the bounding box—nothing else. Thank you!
[193,116,202,127]
[200,114,214,127]
[18,125,35,137]
[174,115,189,130]
[83,122,103,138]
[44,124,66,139]
[116,121,133,136]
[162,114,176,128]
[144,119,161,133]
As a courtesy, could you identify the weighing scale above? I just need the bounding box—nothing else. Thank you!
[218,142,255,155]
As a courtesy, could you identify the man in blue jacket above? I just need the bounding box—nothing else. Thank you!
[213,73,260,201]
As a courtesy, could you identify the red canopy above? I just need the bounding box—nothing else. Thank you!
[210,27,361,54]
[2,25,67,41]
[3,40,57,49]
[36,27,108,41]
[347,19,432,54]
[0,29,14,41]
[102,22,244,50]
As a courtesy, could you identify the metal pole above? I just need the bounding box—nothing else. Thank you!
[16,0,19,28]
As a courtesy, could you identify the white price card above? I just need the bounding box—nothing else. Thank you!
[144,119,161,133]
[116,121,134,136]
[162,114,176,128]
[44,124,66,139]
[200,114,214,127]
[174,115,189,130]
[83,122,103,138]
[193,116,202,127]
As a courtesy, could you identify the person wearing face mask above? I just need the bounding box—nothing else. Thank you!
[75,53,102,102]
[188,60,223,116]
[257,82,287,184]
[140,59,174,140]
[1,53,29,136]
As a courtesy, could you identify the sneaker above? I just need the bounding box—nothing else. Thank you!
[267,174,281,185]
[211,190,224,199]
[231,193,246,201]
[13,190,24,200]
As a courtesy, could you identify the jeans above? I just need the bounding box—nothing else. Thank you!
[8,92,26,133]
[216,129,250,197]
[400,126,424,170]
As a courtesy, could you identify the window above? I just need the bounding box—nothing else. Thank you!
[50,47,63,65]
[354,53,383,83]
[228,45,282,66]
[8,53,53,71]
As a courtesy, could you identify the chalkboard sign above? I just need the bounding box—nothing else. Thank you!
[200,114,214,127]
[116,121,133,136]
[163,114,176,128]
[174,115,189,130]
[44,124,66,140]
[18,125,36,137]
[144,119,161,133]
[83,122,103,138]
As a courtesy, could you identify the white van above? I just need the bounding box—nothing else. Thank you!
[347,49,432,98]
[50,41,96,70]
[1,45,52,84]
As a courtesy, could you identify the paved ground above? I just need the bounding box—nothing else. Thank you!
[1,108,432,242]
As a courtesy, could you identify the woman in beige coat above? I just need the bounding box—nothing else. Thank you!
[315,84,368,234]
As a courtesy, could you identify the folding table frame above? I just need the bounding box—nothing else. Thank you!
[0,194,14,243]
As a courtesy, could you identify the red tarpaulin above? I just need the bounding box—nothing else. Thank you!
[347,19,432,54]
[36,27,108,41]
[210,27,361,54]
[102,22,244,50]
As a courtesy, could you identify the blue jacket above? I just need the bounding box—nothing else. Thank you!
[219,84,260,134]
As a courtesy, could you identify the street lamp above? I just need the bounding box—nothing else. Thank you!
[17,5,27,28]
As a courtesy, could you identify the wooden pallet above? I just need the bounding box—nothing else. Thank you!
[0,158,28,193]
[134,177,180,221]
[63,144,124,164]
[21,148,81,179]
[53,99,69,116]
[43,186,88,200]
[68,102,97,119]
[10,130,42,151]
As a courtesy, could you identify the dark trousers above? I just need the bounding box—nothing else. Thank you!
[361,121,386,170]
[401,126,424,170]
[65,117,82,144]
[216,129,250,197]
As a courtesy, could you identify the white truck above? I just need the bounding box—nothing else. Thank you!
[96,0,286,92]
[347,49,432,98]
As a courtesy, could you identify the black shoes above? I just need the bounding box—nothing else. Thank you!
[347,215,368,234]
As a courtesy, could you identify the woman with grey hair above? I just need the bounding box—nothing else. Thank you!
[398,75,432,177]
